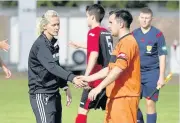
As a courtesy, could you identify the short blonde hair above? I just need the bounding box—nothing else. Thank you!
[37,10,59,36]
[140,7,153,16]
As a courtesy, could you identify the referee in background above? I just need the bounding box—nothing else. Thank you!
[28,10,87,123]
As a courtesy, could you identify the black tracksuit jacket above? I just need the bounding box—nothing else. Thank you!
[28,33,76,94]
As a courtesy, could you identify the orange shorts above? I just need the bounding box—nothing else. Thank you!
[104,97,139,123]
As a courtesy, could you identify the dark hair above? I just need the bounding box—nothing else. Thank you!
[109,9,133,29]
[109,10,116,16]
[140,7,153,16]
[86,4,105,23]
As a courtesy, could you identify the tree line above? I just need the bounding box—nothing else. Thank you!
[0,1,178,10]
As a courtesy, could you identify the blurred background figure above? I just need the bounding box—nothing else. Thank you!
[0,57,11,78]
[0,39,10,52]
[0,39,11,78]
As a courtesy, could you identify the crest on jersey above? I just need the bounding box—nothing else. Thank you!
[146,45,152,53]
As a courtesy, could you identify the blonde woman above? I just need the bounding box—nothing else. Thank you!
[28,10,87,123]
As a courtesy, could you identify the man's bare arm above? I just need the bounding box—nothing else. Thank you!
[88,66,123,101]
[98,66,123,89]
[157,55,166,87]
[79,67,109,82]
[84,52,98,76]
[69,41,87,49]
[0,39,10,52]
[0,57,11,78]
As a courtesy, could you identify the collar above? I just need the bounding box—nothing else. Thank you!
[41,33,58,47]
[118,33,131,41]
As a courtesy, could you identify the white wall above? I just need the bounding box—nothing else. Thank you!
[18,0,36,71]
[68,17,88,66]
[58,17,68,65]
[10,17,19,64]
[170,46,180,74]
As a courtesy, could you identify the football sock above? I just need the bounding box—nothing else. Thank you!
[147,113,157,123]
[75,114,87,123]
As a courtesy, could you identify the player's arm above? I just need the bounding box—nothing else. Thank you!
[159,55,166,78]
[65,87,72,107]
[0,39,10,52]
[0,57,11,78]
[81,67,109,82]
[85,51,99,76]
[157,32,168,87]
[96,66,123,90]
[85,31,100,76]
[69,41,87,49]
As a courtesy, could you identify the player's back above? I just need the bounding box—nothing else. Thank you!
[98,27,113,67]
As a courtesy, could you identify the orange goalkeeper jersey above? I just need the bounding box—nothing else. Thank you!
[106,34,141,98]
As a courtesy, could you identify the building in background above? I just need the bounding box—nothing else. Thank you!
[0,1,179,75]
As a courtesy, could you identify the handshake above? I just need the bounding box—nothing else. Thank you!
[72,76,91,89]
[72,75,104,101]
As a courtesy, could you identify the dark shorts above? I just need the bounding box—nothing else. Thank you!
[141,69,160,101]
[79,89,107,110]
[30,93,62,123]
[80,89,91,110]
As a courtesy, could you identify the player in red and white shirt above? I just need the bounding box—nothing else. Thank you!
[70,4,113,123]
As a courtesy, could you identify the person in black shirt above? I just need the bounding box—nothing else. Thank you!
[28,10,87,123]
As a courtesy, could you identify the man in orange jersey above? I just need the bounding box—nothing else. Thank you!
[80,9,141,123]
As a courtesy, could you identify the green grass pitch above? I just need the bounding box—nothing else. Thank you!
[0,78,178,123]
